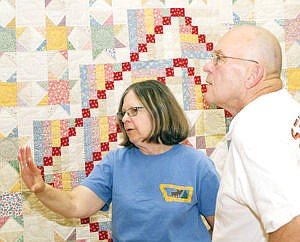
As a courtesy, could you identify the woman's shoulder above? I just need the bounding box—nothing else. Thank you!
[176,144,212,161]
[175,144,218,174]
[104,146,137,160]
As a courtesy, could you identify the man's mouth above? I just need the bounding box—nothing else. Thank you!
[205,79,212,85]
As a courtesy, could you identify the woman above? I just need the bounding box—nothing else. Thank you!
[18,79,219,242]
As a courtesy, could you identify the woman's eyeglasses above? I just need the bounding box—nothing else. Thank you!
[117,106,144,120]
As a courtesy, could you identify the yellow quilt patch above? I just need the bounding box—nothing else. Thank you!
[0,83,17,106]
[288,68,300,91]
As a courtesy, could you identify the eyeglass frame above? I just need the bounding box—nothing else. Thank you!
[211,50,259,66]
[117,106,144,120]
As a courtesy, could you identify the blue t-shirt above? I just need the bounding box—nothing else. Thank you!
[81,144,219,242]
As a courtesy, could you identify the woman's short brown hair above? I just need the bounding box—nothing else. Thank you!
[117,80,190,147]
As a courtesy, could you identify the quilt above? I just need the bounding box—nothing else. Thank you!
[0,0,299,241]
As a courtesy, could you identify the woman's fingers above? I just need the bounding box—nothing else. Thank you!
[25,146,33,168]
[18,146,33,170]
[18,146,26,168]
[25,146,32,160]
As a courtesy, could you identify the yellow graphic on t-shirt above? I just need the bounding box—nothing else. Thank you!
[160,184,193,203]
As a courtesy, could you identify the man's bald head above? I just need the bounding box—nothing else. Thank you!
[203,25,284,114]
[219,25,282,78]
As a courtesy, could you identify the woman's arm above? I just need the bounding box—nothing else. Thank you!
[18,146,105,218]
[204,215,215,238]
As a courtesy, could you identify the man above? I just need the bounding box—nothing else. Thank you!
[203,25,300,242]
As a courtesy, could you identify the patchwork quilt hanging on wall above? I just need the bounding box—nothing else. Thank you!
[0,0,299,241]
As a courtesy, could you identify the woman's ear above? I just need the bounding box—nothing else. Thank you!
[245,64,264,89]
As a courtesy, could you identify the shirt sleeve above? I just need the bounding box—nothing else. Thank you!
[236,130,300,233]
[80,151,114,211]
[198,157,220,216]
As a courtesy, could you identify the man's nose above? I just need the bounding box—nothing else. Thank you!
[203,60,214,73]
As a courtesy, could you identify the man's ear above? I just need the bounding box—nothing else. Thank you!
[245,64,264,88]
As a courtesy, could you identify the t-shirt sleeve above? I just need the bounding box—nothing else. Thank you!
[80,152,114,211]
[198,157,220,216]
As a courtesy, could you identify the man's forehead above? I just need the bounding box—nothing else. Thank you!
[215,36,246,54]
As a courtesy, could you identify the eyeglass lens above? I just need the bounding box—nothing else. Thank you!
[117,107,143,119]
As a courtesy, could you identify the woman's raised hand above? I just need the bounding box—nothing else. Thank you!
[18,146,46,193]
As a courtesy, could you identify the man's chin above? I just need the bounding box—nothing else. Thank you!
[203,94,214,105]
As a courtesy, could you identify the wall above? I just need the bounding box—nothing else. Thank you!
[0,0,299,241]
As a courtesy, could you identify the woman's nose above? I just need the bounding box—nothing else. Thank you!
[122,112,130,122]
